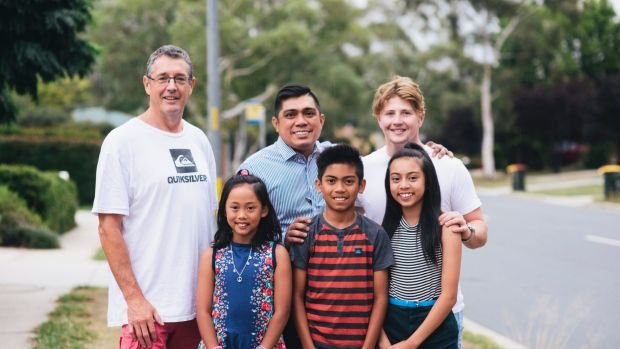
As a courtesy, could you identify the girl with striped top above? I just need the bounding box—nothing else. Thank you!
[379,143,462,349]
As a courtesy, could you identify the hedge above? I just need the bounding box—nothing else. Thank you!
[0,185,59,248]
[0,164,78,234]
[0,135,101,205]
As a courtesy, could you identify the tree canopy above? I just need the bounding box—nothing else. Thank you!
[0,0,97,124]
[5,0,618,170]
[88,0,375,139]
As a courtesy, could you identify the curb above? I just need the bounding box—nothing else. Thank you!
[465,317,528,349]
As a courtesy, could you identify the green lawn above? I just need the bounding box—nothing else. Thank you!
[93,248,106,261]
[463,331,503,349]
[531,184,605,200]
[472,176,510,188]
[32,286,97,349]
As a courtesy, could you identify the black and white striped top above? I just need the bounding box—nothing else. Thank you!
[389,217,442,301]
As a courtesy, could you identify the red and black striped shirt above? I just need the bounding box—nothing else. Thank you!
[291,214,393,349]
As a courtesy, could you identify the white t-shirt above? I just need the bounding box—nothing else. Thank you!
[358,145,481,312]
[92,118,217,326]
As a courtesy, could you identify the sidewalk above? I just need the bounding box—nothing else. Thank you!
[0,211,110,349]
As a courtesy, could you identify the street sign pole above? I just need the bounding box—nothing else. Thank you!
[206,0,221,195]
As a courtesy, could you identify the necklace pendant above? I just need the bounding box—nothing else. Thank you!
[237,275,243,283]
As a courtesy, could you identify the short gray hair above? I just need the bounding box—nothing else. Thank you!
[145,45,193,77]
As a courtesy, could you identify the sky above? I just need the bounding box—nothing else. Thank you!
[612,0,620,16]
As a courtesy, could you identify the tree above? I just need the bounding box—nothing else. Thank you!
[89,0,375,166]
[0,0,96,124]
[374,0,523,177]
[575,0,620,163]
[12,77,94,126]
[504,0,620,166]
[87,0,175,114]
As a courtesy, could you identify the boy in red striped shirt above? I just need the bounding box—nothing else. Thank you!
[290,144,394,349]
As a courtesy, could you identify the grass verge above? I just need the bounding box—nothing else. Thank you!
[32,286,96,349]
[93,247,106,261]
[531,184,602,198]
[463,330,504,349]
[530,184,620,203]
[471,174,510,188]
[32,286,117,349]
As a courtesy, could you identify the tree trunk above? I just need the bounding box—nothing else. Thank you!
[481,63,496,178]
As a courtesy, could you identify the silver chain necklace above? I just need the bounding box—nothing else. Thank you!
[231,245,252,283]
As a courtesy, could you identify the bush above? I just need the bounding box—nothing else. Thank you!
[0,132,100,205]
[0,186,43,226]
[0,165,78,233]
[0,185,58,248]
[1,224,59,249]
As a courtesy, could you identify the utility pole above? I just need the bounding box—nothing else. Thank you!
[206,0,221,194]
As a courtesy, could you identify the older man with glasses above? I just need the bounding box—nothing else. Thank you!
[92,45,218,349]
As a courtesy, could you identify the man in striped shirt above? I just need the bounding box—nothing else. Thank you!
[290,144,393,349]
[239,84,330,238]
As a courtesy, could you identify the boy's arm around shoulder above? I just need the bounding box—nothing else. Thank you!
[259,244,292,348]
[195,247,219,347]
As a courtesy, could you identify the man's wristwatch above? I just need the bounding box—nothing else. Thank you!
[462,223,475,242]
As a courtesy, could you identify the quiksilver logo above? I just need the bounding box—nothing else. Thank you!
[167,174,208,184]
[169,149,197,173]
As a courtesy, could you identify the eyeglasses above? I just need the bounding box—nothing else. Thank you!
[146,75,192,86]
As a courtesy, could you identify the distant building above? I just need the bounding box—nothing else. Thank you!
[72,107,132,127]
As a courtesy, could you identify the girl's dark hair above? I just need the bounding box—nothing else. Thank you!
[381,143,442,264]
[213,174,281,248]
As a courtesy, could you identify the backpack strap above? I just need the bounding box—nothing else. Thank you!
[211,247,218,272]
[269,241,277,269]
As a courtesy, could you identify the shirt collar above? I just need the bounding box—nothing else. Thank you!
[275,137,321,161]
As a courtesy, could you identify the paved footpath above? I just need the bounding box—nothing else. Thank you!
[0,210,110,349]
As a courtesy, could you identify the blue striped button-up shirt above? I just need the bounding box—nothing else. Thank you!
[239,137,331,239]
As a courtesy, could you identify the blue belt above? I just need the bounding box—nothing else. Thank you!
[389,297,436,308]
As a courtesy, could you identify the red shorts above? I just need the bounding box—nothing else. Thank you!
[119,319,200,349]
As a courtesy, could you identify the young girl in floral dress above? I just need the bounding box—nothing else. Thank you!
[196,173,291,349]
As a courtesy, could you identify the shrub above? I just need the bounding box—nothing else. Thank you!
[1,224,59,249]
[0,185,58,248]
[0,126,104,205]
[0,164,78,233]
[0,186,43,226]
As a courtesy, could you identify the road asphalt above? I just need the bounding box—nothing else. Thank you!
[0,170,610,349]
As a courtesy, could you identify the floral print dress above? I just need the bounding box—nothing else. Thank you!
[209,241,284,349]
